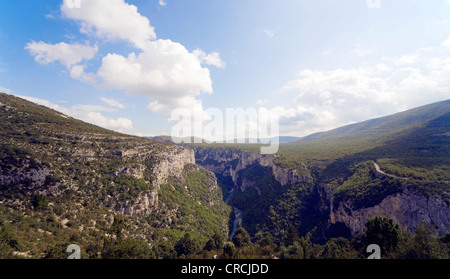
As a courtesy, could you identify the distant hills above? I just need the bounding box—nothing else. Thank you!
[149,136,301,144]
[279,99,450,168]
[1,91,449,259]
[293,99,450,144]
[277,98,450,204]
[193,98,450,245]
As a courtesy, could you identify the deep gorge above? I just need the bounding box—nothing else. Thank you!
[191,146,450,242]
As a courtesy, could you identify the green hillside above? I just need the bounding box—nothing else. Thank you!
[192,99,450,243]
[0,92,230,259]
[1,92,449,259]
[277,100,450,179]
[296,100,450,143]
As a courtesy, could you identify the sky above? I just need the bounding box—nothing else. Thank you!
[0,0,450,138]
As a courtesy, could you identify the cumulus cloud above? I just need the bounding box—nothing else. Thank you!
[82,111,133,131]
[97,39,214,115]
[61,0,156,50]
[25,41,98,84]
[27,0,225,123]
[100,97,125,109]
[59,0,223,117]
[158,0,167,6]
[277,45,450,136]
[25,41,97,68]
[193,49,226,69]
[18,95,133,132]
[69,65,97,83]
[442,36,450,47]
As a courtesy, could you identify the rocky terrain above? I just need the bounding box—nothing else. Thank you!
[194,147,311,191]
[1,92,449,259]
[192,144,450,239]
[0,93,230,258]
[329,187,450,236]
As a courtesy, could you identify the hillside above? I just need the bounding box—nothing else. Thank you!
[1,92,449,259]
[193,100,450,246]
[277,100,450,176]
[0,92,230,259]
[295,100,450,144]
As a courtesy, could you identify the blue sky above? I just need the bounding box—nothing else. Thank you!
[1,0,450,137]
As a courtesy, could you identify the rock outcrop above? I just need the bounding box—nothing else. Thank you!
[328,187,450,236]
[191,146,450,238]
[194,147,311,191]
[0,163,50,189]
[113,146,196,217]
[0,130,197,218]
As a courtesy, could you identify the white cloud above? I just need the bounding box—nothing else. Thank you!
[97,39,214,115]
[27,0,223,121]
[69,65,97,84]
[100,97,125,109]
[71,104,118,113]
[45,13,56,20]
[442,36,450,47]
[17,95,133,132]
[193,49,226,69]
[264,29,275,39]
[277,45,450,136]
[61,0,156,50]
[158,0,167,6]
[83,111,133,131]
[0,86,13,94]
[25,41,97,68]
[59,0,221,116]
[25,41,98,84]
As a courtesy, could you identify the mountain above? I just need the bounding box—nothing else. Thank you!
[278,100,450,170]
[193,99,450,243]
[295,100,450,143]
[0,92,230,259]
[1,92,449,259]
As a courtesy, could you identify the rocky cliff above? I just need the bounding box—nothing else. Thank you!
[328,187,450,236]
[0,93,230,258]
[112,145,196,217]
[192,145,450,238]
[194,147,311,191]
[0,127,197,219]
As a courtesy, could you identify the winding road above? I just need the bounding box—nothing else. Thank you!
[374,161,450,183]
[373,162,402,179]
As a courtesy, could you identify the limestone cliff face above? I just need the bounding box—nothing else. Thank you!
[114,191,159,217]
[113,146,196,217]
[0,132,197,218]
[150,147,195,188]
[0,93,232,252]
[326,186,450,236]
[194,147,311,191]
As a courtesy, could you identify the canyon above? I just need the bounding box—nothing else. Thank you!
[192,146,450,238]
